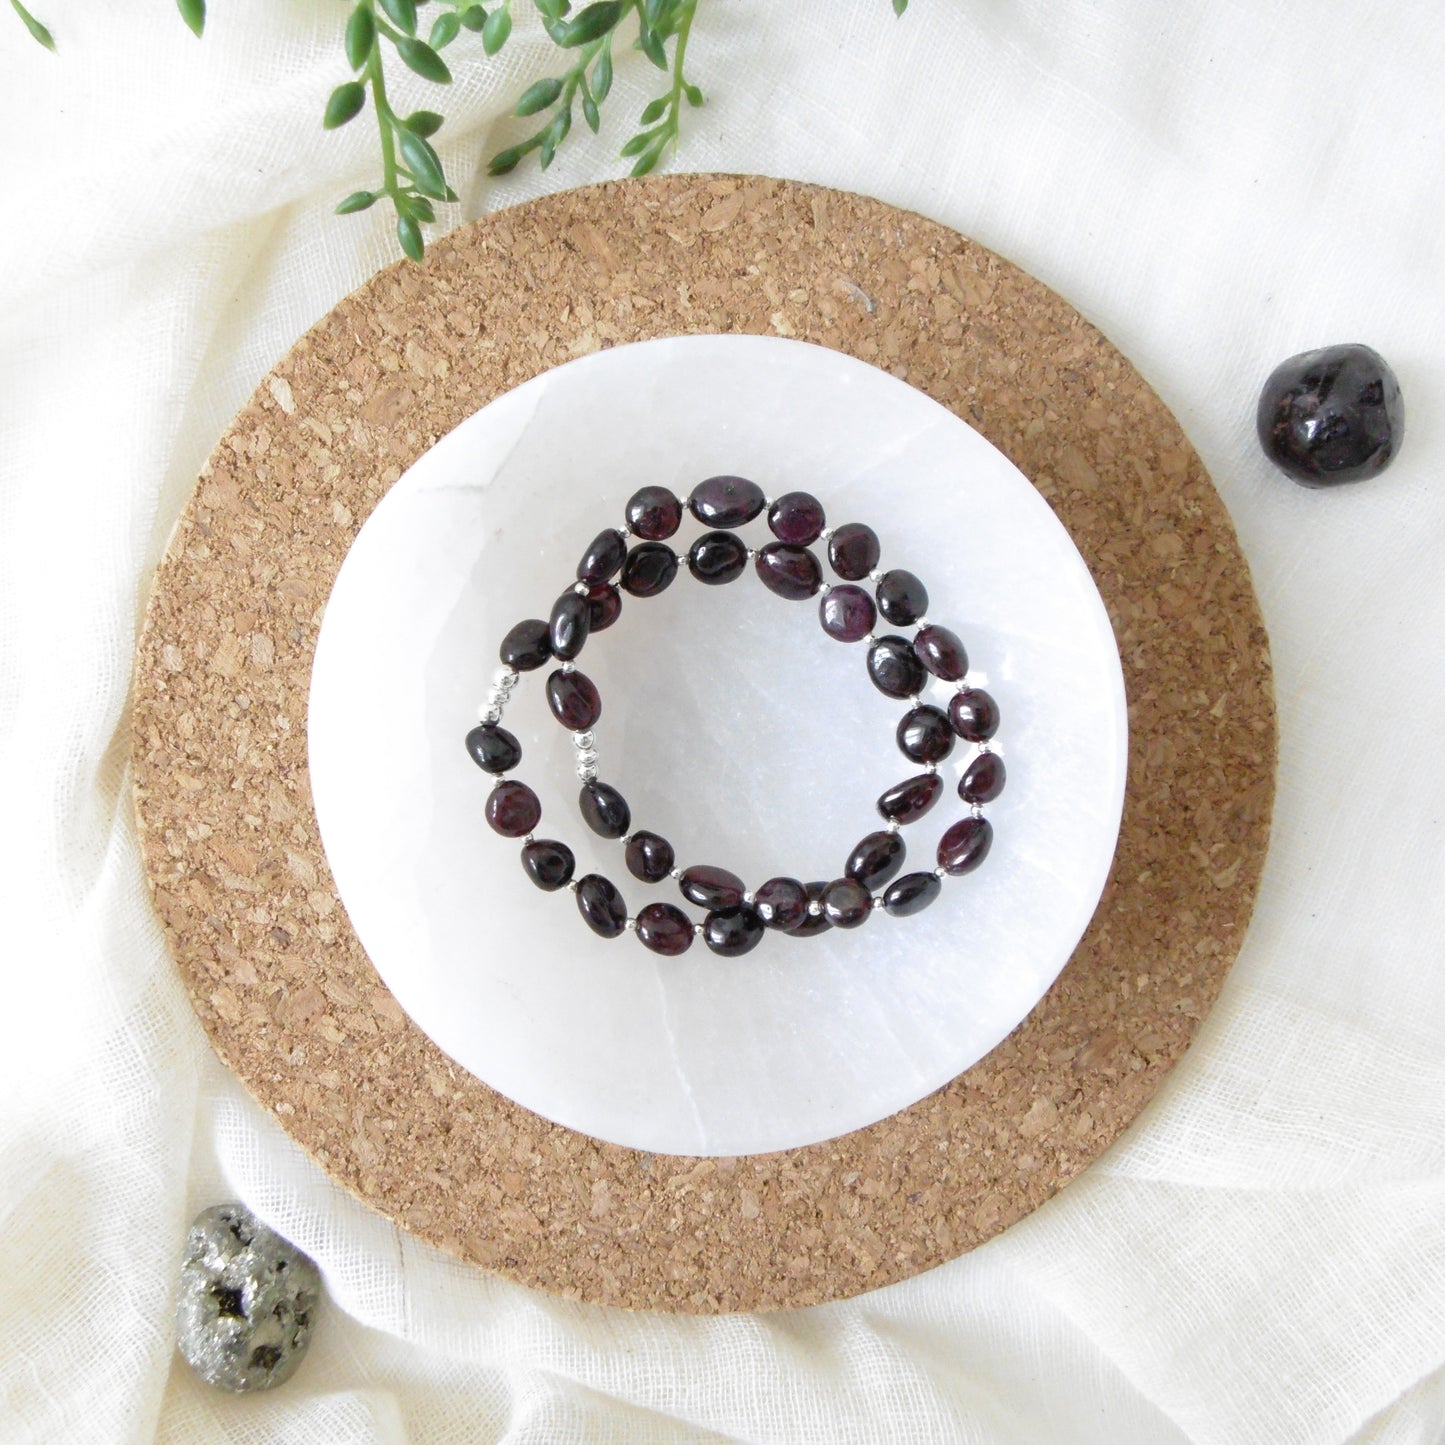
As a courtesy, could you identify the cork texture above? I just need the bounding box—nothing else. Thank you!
[131,176,1275,1313]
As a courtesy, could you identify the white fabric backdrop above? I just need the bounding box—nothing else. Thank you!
[3,1,1444,1440]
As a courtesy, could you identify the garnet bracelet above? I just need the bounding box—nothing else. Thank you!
[465,476,1003,958]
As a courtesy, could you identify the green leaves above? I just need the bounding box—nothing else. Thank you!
[515,77,563,115]
[10,0,54,49]
[335,190,378,214]
[324,80,367,127]
[639,96,667,126]
[396,36,451,83]
[397,215,424,263]
[403,109,444,138]
[345,5,376,68]
[481,4,511,54]
[428,10,460,49]
[397,125,448,198]
[892,0,908,12]
[176,0,205,38]
[377,0,416,35]
[590,44,612,101]
[557,0,619,46]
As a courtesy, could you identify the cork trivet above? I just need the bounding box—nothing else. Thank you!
[131,177,1274,1313]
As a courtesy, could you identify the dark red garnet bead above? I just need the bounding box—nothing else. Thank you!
[520,839,574,891]
[948,687,1000,742]
[499,618,552,671]
[827,523,880,581]
[702,904,765,957]
[577,528,626,584]
[625,830,675,884]
[636,902,695,956]
[576,873,628,937]
[845,830,905,891]
[756,543,822,600]
[585,582,622,632]
[938,816,994,875]
[620,542,678,598]
[579,781,630,839]
[546,669,601,730]
[485,780,541,838]
[679,864,746,910]
[877,772,943,825]
[767,491,826,545]
[753,876,809,931]
[959,751,1006,804]
[625,485,683,540]
[688,530,749,585]
[788,881,833,937]
[897,705,954,765]
[465,722,521,775]
[819,584,876,642]
[867,635,927,699]
[548,591,591,661]
[822,877,872,929]
[882,871,941,917]
[688,475,766,529]
[913,624,968,681]
[876,569,929,626]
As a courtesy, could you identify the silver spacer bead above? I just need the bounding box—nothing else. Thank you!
[746,548,758,560]
[575,749,599,768]
[820,527,835,540]
[924,761,938,775]
[807,899,823,917]
[909,694,923,708]
[869,569,885,583]
[573,581,590,597]
[818,582,832,596]
[577,762,598,782]
[762,495,774,508]
[742,891,755,904]
[872,894,885,908]
[864,633,877,647]
[934,866,948,879]
[480,705,503,724]
[572,730,596,749]
[624,917,638,932]
[568,879,581,892]
[669,867,683,880]
[886,818,901,834]
[524,833,535,844]
[620,523,633,537]
[971,803,985,819]
[492,665,519,687]
[561,660,576,674]
[915,616,930,630]
[693,923,705,936]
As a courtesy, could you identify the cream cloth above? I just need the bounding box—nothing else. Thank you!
[3,1,1443,1440]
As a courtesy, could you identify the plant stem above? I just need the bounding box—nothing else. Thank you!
[363,0,400,200]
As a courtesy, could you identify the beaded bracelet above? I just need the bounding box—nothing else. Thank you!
[465,475,1004,958]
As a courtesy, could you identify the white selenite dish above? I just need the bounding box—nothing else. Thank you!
[309,334,1127,1158]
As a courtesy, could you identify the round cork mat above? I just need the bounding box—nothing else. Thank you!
[132,176,1275,1313]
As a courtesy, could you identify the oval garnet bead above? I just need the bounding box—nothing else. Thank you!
[549,591,591,661]
[948,687,1000,742]
[756,543,822,600]
[586,582,622,632]
[485,780,541,837]
[702,904,765,957]
[520,838,574,891]
[499,618,552,671]
[577,527,626,584]
[937,816,994,875]
[822,877,872,928]
[845,830,905,891]
[876,569,929,626]
[636,902,694,956]
[626,485,683,540]
[827,523,880,581]
[819,584,876,642]
[688,475,766,528]
[913,624,968,681]
[579,781,630,839]
[546,669,601,730]
[867,635,927,699]
[576,873,628,937]
[788,881,833,937]
[767,491,826,545]
[679,864,745,910]
[897,704,954,765]
[688,530,749,585]
[754,876,808,931]
[625,830,675,884]
[620,542,678,598]
[959,751,1006,803]
[877,772,943,825]
[465,722,521,775]
[882,871,942,917]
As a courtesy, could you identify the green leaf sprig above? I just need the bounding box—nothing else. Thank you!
[13,0,908,261]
